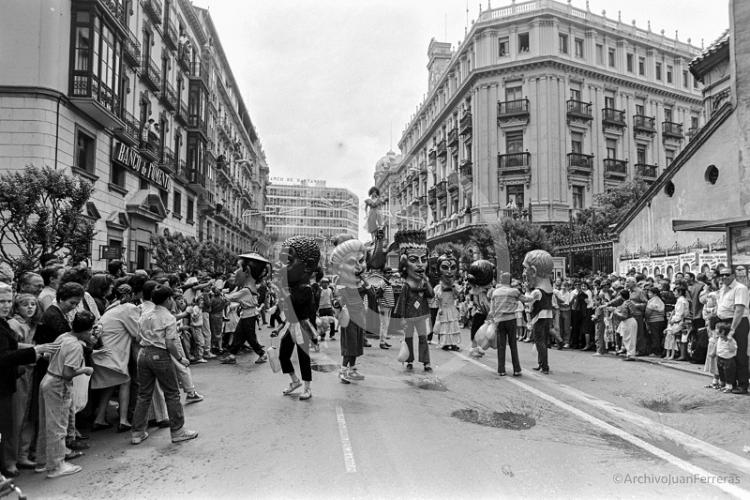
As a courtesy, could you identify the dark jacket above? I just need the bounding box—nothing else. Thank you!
[0,318,37,397]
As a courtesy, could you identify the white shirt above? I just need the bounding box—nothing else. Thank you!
[717,280,750,320]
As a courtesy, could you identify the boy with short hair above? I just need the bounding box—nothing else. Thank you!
[716,322,738,393]
[36,311,95,478]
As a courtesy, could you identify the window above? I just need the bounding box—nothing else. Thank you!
[606,138,617,159]
[518,33,529,53]
[655,62,662,80]
[187,198,194,222]
[604,95,615,110]
[691,115,699,130]
[570,88,581,101]
[608,48,616,68]
[667,65,673,84]
[705,165,719,184]
[559,33,568,54]
[507,185,524,208]
[571,132,583,153]
[505,86,522,101]
[635,103,645,116]
[636,146,646,164]
[572,186,584,209]
[638,57,645,76]
[110,164,126,188]
[75,128,96,174]
[682,70,689,88]
[498,37,508,57]
[574,38,584,58]
[506,131,524,154]
[626,53,634,72]
[596,44,603,65]
[173,190,182,217]
[664,107,673,122]
[159,189,168,209]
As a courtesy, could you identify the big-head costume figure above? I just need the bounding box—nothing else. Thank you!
[523,249,555,374]
[276,236,321,400]
[467,259,494,355]
[433,250,462,351]
[391,230,433,372]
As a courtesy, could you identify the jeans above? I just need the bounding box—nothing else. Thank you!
[403,317,430,364]
[229,317,265,356]
[734,317,749,390]
[279,327,312,382]
[595,319,606,354]
[533,318,551,370]
[36,375,72,470]
[132,346,184,434]
[12,368,34,462]
[201,313,212,357]
[647,321,666,356]
[209,314,223,348]
[496,319,521,374]
[558,309,571,344]
[379,308,392,341]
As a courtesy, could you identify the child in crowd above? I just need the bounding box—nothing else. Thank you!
[189,296,207,363]
[716,322,738,393]
[36,311,95,478]
[591,294,607,356]
[704,316,721,389]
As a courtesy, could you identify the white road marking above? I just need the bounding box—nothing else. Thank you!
[336,405,357,473]
[454,352,750,499]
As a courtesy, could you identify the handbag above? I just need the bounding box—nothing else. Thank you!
[397,338,410,362]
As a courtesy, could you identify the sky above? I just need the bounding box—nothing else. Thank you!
[195,0,730,239]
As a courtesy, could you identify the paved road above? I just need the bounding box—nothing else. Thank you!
[15,325,750,499]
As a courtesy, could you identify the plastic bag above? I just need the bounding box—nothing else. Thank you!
[267,345,281,373]
[397,339,410,362]
[475,322,497,350]
[72,373,90,413]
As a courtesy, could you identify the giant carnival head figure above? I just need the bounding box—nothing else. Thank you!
[393,230,428,284]
[522,249,554,288]
[235,253,271,287]
[467,259,495,288]
[330,234,366,287]
[278,236,321,287]
[436,250,458,286]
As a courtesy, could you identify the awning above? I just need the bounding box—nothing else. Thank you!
[673,217,750,232]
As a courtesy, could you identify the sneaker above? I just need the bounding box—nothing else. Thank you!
[194,358,208,364]
[46,461,81,479]
[171,428,199,443]
[347,369,365,381]
[131,431,149,445]
[205,353,217,360]
[255,354,268,364]
[185,392,204,404]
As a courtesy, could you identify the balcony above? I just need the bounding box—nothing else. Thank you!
[123,28,141,68]
[447,128,458,147]
[567,152,594,176]
[139,131,160,162]
[187,114,208,139]
[662,121,683,140]
[113,109,139,146]
[501,208,532,222]
[175,99,188,126]
[447,171,459,192]
[497,98,530,125]
[459,110,472,136]
[497,152,531,176]
[159,80,177,111]
[437,139,447,158]
[163,18,178,51]
[140,55,161,91]
[635,163,659,182]
[633,115,656,135]
[427,186,437,204]
[189,61,209,89]
[459,159,473,181]
[602,108,626,128]
[436,180,447,198]
[603,158,628,180]
[141,0,163,25]
[175,159,188,182]
[70,76,122,130]
[566,100,593,122]
[159,146,175,174]
[189,169,206,189]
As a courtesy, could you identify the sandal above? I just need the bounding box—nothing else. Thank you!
[283,381,302,395]
[298,388,312,401]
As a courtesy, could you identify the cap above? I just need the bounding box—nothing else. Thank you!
[719,268,733,276]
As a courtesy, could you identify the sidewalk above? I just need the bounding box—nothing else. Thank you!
[634,355,712,377]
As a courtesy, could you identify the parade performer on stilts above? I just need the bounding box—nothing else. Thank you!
[276,236,321,400]
[433,250,462,351]
[362,229,395,350]
[391,229,433,372]
[330,235,368,384]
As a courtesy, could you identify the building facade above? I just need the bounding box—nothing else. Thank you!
[375,0,704,245]
[0,0,268,272]
[265,178,358,264]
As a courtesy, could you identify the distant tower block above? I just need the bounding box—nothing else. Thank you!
[427,38,452,92]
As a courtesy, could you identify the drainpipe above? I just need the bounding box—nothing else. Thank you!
[54,95,61,169]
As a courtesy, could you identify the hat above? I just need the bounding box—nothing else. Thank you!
[719,267,733,276]
[238,252,270,265]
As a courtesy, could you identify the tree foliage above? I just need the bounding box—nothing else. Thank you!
[486,218,553,277]
[151,230,242,276]
[0,166,94,275]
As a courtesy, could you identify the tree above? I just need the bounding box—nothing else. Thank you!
[0,166,94,275]
[487,218,553,278]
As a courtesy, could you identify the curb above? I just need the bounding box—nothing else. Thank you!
[634,356,712,377]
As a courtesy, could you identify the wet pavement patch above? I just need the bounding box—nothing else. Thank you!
[639,394,710,413]
[406,376,448,391]
[311,363,339,373]
[451,408,536,430]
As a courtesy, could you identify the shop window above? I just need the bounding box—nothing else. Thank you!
[75,127,96,174]
[705,165,719,185]
[159,189,168,209]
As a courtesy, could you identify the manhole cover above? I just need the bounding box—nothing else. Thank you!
[451,408,536,430]
[405,376,448,391]
[311,364,339,373]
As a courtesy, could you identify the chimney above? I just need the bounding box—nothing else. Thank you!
[427,38,452,92]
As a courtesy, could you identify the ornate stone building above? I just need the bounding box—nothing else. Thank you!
[375,0,703,245]
[0,0,268,271]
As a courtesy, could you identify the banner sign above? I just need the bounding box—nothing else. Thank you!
[112,140,172,191]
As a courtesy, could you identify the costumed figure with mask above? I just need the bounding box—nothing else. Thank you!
[524,249,555,374]
[391,230,433,372]
[467,260,495,358]
[330,235,368,384]
[276,236,321,401]
[362,230,395,350]
[220,253,270,365]
[433,251,462,351]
